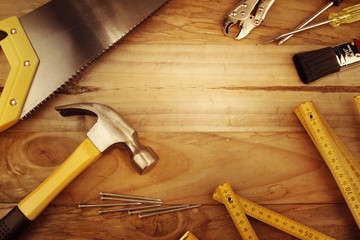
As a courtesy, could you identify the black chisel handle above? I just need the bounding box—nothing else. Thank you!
[0,206,31,240]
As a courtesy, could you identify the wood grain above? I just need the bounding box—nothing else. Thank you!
[1,0,360,239]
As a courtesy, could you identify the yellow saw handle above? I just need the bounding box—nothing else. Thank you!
[0,138,101,239]
[0,16,39,132]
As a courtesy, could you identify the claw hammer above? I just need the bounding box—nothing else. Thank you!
[0,103,159,240]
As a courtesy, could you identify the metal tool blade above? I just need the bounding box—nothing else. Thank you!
[18,0,169,118]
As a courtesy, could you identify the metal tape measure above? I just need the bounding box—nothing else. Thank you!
[214,183,334,240]
[295,101,360,228]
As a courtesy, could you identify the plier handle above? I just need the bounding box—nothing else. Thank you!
[223,0,275,39]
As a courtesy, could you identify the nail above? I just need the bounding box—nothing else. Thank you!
[101,196,163,204]
[138,204,201,218]
[129,204,189,215]
[99,204,162,214]
[100,192,162,202]
[78,202,141,208]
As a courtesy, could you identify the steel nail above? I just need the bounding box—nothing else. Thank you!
[100,192,162,202]
[78,202,141,208]
[128,204,189,215]
[99,204,162,214]
[138,204,201,218]
[101,196,163,204]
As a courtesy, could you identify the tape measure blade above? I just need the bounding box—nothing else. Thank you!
[216,183,258,240]
[295,101,360,228]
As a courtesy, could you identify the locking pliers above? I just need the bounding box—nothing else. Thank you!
[223,0,275,39]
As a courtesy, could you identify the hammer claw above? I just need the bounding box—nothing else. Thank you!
[0,103,159,239]
[55,103,159,174]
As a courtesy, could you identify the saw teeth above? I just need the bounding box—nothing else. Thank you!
[20,0,172,120]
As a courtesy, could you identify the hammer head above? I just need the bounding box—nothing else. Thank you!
[55,103,158,174]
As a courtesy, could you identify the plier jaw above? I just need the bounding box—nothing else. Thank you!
[223,0,275,39]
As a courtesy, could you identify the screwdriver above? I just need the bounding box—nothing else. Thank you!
[278,0,343,45]
[265,3,360,43]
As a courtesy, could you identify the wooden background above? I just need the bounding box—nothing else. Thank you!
[1,0,360,239]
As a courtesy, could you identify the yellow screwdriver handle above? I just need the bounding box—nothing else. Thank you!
[329,3,360,27]
[18,138,102,221]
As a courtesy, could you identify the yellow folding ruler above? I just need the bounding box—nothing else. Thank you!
[295,100,360,228]
[355,96,360,115]
[180,231,198,240]
[213,183,334,240]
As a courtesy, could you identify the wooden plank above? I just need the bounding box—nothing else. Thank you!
[0,203,358,239]
[10,89,360,133]
[1,0,360,239]
[1,131,359,205]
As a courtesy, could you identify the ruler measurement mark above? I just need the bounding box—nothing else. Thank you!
[214,183,334,240]
[217,183,258,240]
[211,99,360,239]
[295,101,360,228]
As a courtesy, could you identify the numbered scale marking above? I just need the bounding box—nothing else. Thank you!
[295,101,360,228]
[215,183,258,240]
[213,183,334,240]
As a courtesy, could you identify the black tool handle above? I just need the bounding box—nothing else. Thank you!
[0,206,31,240]
[332,0,343,6]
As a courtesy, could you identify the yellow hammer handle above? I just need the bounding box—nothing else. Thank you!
[18,138,101,220]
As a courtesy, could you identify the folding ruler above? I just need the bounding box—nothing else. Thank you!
[180,231,198,240]
[295,100,360,228]
[213,183,334,240]
[355,96,360,114]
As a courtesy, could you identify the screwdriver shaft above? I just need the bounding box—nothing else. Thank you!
[279,1,334,45]
[265,19,331,43]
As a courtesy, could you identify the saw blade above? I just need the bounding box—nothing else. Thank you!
[17,0,169,118]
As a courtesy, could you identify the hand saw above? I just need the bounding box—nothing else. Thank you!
[0,0,169,133]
